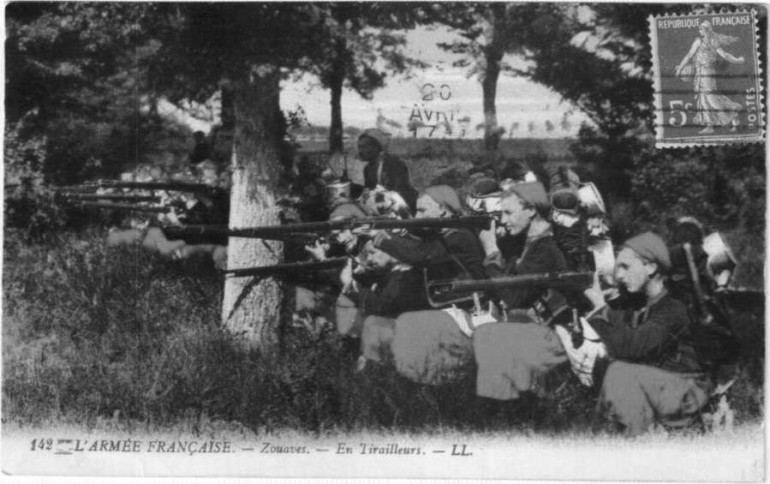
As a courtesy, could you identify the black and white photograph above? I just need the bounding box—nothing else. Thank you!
[2,2,766,479]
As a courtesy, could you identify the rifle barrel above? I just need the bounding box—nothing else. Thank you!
[60,194,161,202]
[77,202,171,213]
[86,180,225,196]
[223,257,348,278]
[429,272,595,294]
[168,216,492,240]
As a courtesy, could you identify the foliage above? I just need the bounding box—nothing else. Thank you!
[6,2,171,184]
[4,123,68,241]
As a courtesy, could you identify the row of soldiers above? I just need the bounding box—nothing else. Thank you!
[289,128,739,436]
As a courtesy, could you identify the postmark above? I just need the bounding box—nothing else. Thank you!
[649,10,764,147]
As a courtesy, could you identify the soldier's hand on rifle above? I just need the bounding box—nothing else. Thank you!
[304,239,329,262]
[478,219,500,257]
[369,229,391,247]
[583,272,607,312]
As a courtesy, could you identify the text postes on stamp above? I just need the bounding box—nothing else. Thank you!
[649,11,763,148]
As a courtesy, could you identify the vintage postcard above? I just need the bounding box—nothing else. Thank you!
[650,10,764,147]
[3,2,766,480]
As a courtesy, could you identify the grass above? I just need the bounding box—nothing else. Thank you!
[2,227,764,438]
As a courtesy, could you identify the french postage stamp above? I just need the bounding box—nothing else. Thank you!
[649,10,764,147]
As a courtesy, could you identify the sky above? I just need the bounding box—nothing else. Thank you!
[280,26,589,139]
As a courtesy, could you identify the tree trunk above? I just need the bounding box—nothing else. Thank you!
[482,4,506,172]
[221,68,284,350]
[482,49,502,154]
[328,51,345,154]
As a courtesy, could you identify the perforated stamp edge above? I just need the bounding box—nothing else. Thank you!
[648,9,765,149]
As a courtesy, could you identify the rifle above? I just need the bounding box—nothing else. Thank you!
[59,193,162,203]
[83,180,227,198]
[683,243,712,325]
[222,257,348,278]
[160,215,493,241]
[75,201,171,213]
[427,271,595,298]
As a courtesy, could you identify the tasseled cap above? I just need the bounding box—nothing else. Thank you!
[507,182,550,218]
[359,128,390,150]
[623,232,671,270]
[423,185,464,216]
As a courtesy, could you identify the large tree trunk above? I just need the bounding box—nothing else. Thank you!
[221,68,284,350]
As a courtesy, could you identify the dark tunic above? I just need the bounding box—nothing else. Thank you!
[350,268,430,319]
[484,232,568,309]
[363,154,418,212]
[588,290,703,374]
[375,228,487,282]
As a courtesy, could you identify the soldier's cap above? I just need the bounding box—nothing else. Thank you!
[467,177,500,197]
[330,202,367,220]
[424,185,463,216]
[551,188,580,216]
[623,232,671,271]
[506,182,550,218]
[358,128,389,150]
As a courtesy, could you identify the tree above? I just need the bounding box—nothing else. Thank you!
[145,4,375,348]
[302,3,426,153]
[6,2,164,183]
[436,3,510,160]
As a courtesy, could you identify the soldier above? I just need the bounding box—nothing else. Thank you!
[477,182,568,317]
[472,182,570,402]
[357,128,418,213]
[370,185,487,300]
[582,232,710,436]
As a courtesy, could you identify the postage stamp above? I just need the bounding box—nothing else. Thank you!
[649,10,764,147]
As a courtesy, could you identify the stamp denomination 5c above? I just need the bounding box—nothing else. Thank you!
[649,11,763,147]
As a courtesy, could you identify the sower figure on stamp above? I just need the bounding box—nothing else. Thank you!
[582,232,712,436]
[675,21,746,134]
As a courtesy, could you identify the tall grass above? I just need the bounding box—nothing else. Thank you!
[2,227,764,435]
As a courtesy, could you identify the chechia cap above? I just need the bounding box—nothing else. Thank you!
[623,232,671,270]
[330,202,367,220]
[423,185,464,216]
[507,182,550,218]
[359,128,390,150]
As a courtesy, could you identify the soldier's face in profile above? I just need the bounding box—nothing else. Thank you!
[357,136,381,163]
[614,248,654,294]
[500,194,532,236]
[365,246,395,272]
[330,219,358,253]
[415,194,444,219]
